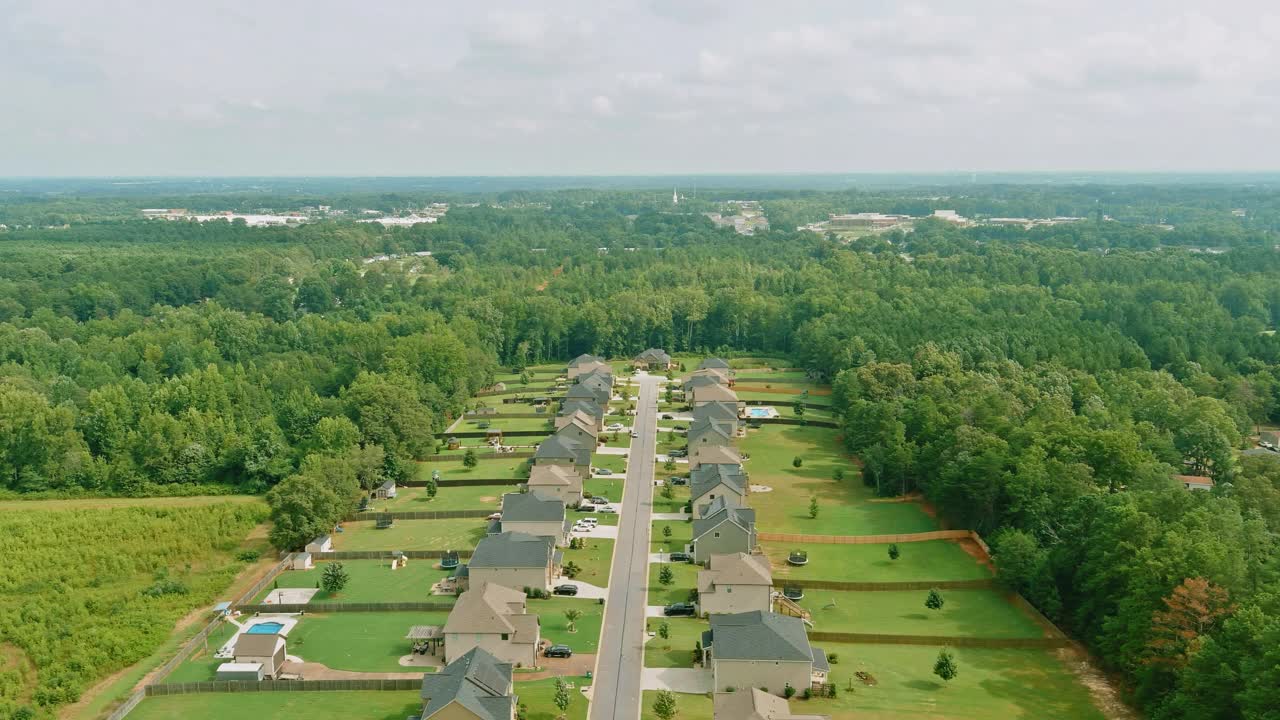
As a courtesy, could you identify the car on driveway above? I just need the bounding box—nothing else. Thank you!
[670,477,688,485]
[553,584,579,596]
[631,430,640,438]
[606,422,625,431]
[667,449,687,458]
[673,425,687,431]
[486,512,502,520]
[595,468,613,475]
[663,602,697,617]
[544,644,573,658]
[661,414,674,420]
[590,496,610,505]
[668,551,693,563]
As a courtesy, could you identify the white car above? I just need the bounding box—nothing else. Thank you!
[630,430,639,438]
[606,423,625,431]
[579,517,599,526]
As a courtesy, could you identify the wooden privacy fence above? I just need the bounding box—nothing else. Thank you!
[427,451,535,462]
[476,386,559,396]
[147,679,423,696]
[806,631,1068,649]
[733,377,816,384]
[234,601,455,613]
[759,529,973,545]
[437,478,526,488]
[464,412,549,419]
[741,399,830,410]
[451,429,551,439]
[311,550,471,560]
[753,418,838,428]
[784,578,996,591]
[345,509,491,521]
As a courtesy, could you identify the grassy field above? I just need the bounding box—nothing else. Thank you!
[798,589,1043,638]
[0,494,264,511]
[652,519,693,553]
[370,484,507,511]
[128,691,424,720]
[534,597,606,653]
[416,457,530,480]
[764,541,992,583]
[289,611,450,672]
[336,518,487,552]
[165,621,240,683]
[740,426,937,536]
[592,454,628,474]
[642,617,706,668]
[651,482,691,514]
[647,561,700,606]
[562,537,615,587]
[253,560,458,604]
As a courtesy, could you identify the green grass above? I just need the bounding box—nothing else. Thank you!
[371,484,506,511]
[288,611,450,672]
[592,454,628,474]
[337,518,487,552]
[642,617,706,668]
[585,476,625,502]
[800,642,1105,720]
[740,425,937,535]
[519,676,590,720]
[735,389,833,406]
[600,432,633,448]
[651,482,690,514]
[797,589,1043,638]
[450,414,556,432]
[652,519,692,554]
[642,690,712,720]
[253,560,458,604]
[417,457,530,480]
[764,541,992,583]
[534,598,605,653]
[562,538,615,587]
[647,562,699,606]
[128,692,424,720]
[165,621,240,683]
[569,508,620,526]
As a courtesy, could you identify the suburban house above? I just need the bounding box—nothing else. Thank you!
[1176,474,1215,491]
[712,688,829,720]
[555,408,599,433]
[565,381,610,409]
[533,435,592,477]
[698,552,773,616]
[698,357,733,374]
[688,416,738,450]
[702,611,829,696]
[690,383,740,408]
[497,492,569,546]
[466,532,560,592]
[230,632,287,679]
[526,464,585,505]
[684,371,731,393]
[690,464,749,518]
[567,353,607,380]
[633,348,673,370]
[690,444,743,471]
[691,498,757,563]
[554,418,598,448]
[415,647,516,720]
[304,535,332,554]
[695,401,742,423]
[444,583,540,667]
[558,399,605,431]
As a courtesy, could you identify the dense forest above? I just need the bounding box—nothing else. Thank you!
[1,184,1279,717]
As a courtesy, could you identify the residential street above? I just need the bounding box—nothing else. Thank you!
[589,373,659,720]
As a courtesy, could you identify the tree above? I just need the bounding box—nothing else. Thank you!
[659,564,674,585]
[564,608,582,633]
[792,456,803,468]
[658,621,670,639]
[463,448,478,468]
[266,471,347,550]
[888,543,900,561]
[322,562,350,594]
[933,649,958,684]
[553,676,571,719]
[925,589,945,611]
[563,561,581,579]
[426,475,438,498]
[1146,578,1236,668]
[663,524,673,539]
[833,468,845,482]
[808,495,819,519]
[652,690,678,720]
[664,458,676,471]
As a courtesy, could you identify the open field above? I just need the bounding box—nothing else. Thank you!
[336,518,487,552]
[741,426,937,535]
[0,494,265,512]
[128,691,425,720]
[642,617,706,668]
[651,519,693,554]
[764,541,992,583]
[535,598,606,653]
[647,561,700,606]
[416,457,530,481]
[797,589,1043,638]
[370,484,505,511]
[253,560,457,604]
[562,537,615,587]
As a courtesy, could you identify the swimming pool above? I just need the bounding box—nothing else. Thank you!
[745,407,776,418]
[245,621,285,635]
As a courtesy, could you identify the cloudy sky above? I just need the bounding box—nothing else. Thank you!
[2,0,1278,175]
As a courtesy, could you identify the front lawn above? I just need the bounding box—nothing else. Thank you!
[652,519,693,554]
[798,589,1043,638]
[763,541,992,584]
[592,454,628,474]
[569,508,620,526]
[585,476,625,502]
[129,692,423,720]
[562,537,615,587]
[533,597,605,653]
[740,426,937,536]
[337,518,487,552]
[647,561,699,606]
[642,617,706,668]
[651,482,691,514]
[641,690,712,720]
[519,677,590,720]
[253,560,457,604]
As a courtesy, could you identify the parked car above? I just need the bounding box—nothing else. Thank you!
[590,496,609,505]
[661,414,674,420]
[553,584,579,596]
[599,504,618,513]
[663,602,697,617]
[577,503,598,513]
[673,425,687,431]
[486,512,502,520]
[668,449,687,458]
[606,422,625,431]
[631,430,640,438]
[670,477,688,486]
[544,645,573,658]
[668,551,693,563]
[579,517,599,526]
[595,468,613,475]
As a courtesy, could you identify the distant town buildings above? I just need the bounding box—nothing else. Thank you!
[705,200,769,235]
[801,208,1089,236]
[140,202,448,228]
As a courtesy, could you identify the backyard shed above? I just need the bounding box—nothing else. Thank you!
[215,662,264,682]
[231,632,287,679]
[291,552,314,570]
[305,535,332,554]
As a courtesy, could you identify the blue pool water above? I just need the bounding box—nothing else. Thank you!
[745,407,774,418]
[245,622,284,635]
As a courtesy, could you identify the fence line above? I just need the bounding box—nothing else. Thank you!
[310,550,472,560]
[437,478,526,488]
[450,430,552,439]
[147,678,423,696]
[806,631,1068,649]
[476,386,559,397]
[753,418,838,429]
[104,690,145,720]
[426,451,535,462]
[464,412,549,419]
[733,377,817,384]
[234,601,456,613]
[344,509,491,521]
[741,399,830,410]
[782,578,996,591]
[759,529,973,545]
[234,555,294,607]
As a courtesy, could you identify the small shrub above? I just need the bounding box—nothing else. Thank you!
[783,683,796,699]
[792,456,803,468]
[827,652,839,664]
[236,549,261,562]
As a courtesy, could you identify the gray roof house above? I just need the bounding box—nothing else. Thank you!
[443,583,540,668]
[565,382,609,408]
[702,611,828,696]
[466,532,561,592]
[690,383,740,407]
[634,348,673,369]
[690,464,750,518]
[416,647,517,720]
[683,373,727,394]
[699,358,732,371]
[712,689,829,720]
[568,353,604,370]
[694,401,741,423]
[691,498,757,563]
[688,417,737,449]
[533,435,592,475]
[498,492,569,546]
[526,464,585,505]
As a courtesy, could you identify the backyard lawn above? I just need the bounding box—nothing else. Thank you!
[287,611,450,672]
[370,484,506,512]
[164,621,239,683]
[253,560,457,605]
[735,389,833,405]
[651,482,690,514]
[797,589,1044,638]
[592,454,628,474]
[642,617,706,668]
[336,518,487,552]
[534,597,605,653]
[417,457,530,481]
[651,519,693,554]
[764,541,992,584]
[799,643,1105,720]
[450,416,556,433]
[129,692,424,720]
[562,537,615,587]
[740,426,937,536]
[647,561,699,606]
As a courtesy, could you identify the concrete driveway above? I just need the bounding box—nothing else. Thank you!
[572,524,619,539]
[551,579,609,600]
[640,667,712,693]
[651,512,688,521]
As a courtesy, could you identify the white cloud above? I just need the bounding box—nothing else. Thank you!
[590,95,616,117]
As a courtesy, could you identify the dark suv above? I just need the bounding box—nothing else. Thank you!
[544,644,573,658]
[668,552,693,563]
[553,584,579,596]
[663,602,697,617]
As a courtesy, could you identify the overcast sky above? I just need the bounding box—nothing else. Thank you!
[2,0,1278,176]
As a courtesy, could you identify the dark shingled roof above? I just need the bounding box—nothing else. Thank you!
[469,532,555,569]
[419,647,515,720]
[690,464,748,502]
[699,358,731,370]
[501,492,566,523]
[706,611,814,662]
[692,499,755,540]
[534,435,591,465]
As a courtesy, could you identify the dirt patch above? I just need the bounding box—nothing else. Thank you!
[1056,644,1141,720]
[955,537,996,573]
[281,660,425,681]
[515,653,597,681]
[479,496,498,503]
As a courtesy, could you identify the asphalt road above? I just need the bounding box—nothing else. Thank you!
[590,374,659,720]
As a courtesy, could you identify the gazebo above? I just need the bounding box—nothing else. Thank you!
[406,625,444,656]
